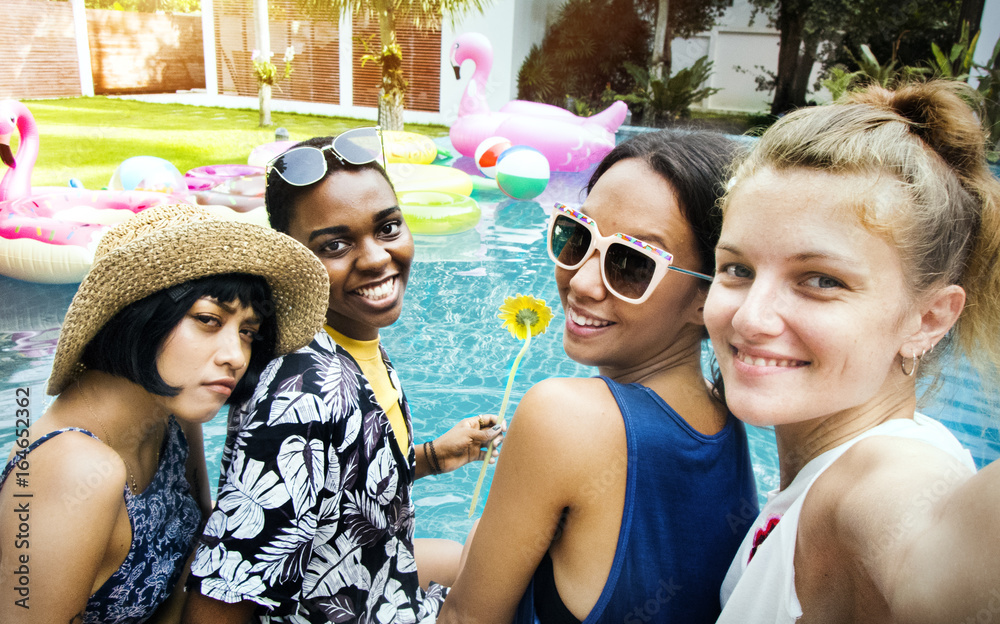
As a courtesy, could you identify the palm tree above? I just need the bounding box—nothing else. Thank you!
[297,0,492,130]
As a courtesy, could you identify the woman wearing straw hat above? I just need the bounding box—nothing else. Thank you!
[0,204,328,624]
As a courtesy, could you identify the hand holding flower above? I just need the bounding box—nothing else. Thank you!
[420,415,506,477]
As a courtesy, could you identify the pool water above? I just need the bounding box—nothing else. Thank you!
[1,139,998,544]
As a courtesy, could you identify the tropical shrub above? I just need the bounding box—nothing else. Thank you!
[610,56,720,123]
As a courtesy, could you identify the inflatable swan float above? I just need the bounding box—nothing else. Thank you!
[449,32,628,172]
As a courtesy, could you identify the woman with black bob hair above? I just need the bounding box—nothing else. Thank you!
[0,204,328,624]
[439,130,757,624]
[82,272,276,406]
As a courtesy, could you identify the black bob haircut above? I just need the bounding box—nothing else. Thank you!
[265,135,395,235]
[586,129,746,278]
[81,273,277,406]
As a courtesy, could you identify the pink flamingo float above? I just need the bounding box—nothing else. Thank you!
[449,32,628,172]
[0,100,176,283]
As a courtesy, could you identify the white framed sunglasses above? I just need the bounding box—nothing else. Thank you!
[546,203,712,304]
[266,126,386,186]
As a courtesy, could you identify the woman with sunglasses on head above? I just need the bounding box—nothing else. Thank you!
[183,129,505,624]
[438,131,757,624]
[0,204,328,624]
[708,81,1000,622]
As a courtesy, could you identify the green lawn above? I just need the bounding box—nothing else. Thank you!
[14,97,449,190]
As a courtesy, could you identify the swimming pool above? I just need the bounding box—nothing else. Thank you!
[1,138,998,543]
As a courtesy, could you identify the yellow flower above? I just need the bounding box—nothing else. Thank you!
[469,293,554,517]
[497,294,553,341]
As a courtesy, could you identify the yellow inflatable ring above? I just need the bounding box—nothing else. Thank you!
[399,190,481,235]
[383,131,439,165]
[388,164,473,196]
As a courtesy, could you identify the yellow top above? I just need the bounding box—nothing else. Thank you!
[324,325,408,456]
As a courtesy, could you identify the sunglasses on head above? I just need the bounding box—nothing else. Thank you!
[547,203,712,304]
[266,126,386,187]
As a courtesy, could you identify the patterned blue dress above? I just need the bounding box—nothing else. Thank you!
[188,331,446,623]
[0,417,201,623]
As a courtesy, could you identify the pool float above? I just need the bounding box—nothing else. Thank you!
[388,163,473,196]
[247,140,296,167]
[398,190,481,235]
[0,100,84,200]
[449,32,628,172]
[248,131,439,167]
[0,100,179,283]
[0,190,177,283]
[185,164,265,212]
[383,131,439,164]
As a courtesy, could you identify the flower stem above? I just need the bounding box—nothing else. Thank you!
[468,331,532,517]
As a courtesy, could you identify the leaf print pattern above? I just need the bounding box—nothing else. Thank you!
[316,594,356,623]
[362,408,383,460]
[252,358,281,404]
[252,513,317,586]
[341,490,388,547]
[191,512,228,577]
[341,449,360,491]
[366,446,399,506]
[268,393,325,426]
[276,372,306,395]
[301,533,369,600]
[316,348,362,413]
[324,444,342,492]
[189,332,446,622]
[201,550,278,608]
[277,435,325,518]
[218,455,291,540]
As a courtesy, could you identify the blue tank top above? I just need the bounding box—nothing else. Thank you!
[514,376,758,624]
[0,417,201,624]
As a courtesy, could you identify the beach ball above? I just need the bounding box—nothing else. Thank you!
[109,156,186,194]
[474,136,513,179]
[495,146,550,201]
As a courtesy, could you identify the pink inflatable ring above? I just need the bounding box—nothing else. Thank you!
[0,190,176,283]
[185,165,265,212]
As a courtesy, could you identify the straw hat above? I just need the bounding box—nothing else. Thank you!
[47,204,329,395]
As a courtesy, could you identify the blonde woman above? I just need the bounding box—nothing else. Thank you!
[706,81,1000,622]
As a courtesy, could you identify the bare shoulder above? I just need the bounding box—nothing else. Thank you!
[512,377,621,442]
[800,434,974,579]
[505,378,624,483]
[809,435,972,524]
[1,430,127,509]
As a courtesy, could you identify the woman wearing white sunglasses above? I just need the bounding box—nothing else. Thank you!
[439,131,757,624]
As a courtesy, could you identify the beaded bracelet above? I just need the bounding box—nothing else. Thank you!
[424,440,442,474]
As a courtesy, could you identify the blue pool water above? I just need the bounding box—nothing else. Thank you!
[1,140,998,544]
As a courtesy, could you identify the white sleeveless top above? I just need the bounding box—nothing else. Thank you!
[717,414,976,623]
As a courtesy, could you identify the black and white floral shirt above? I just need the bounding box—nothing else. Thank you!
[189,331,446,623]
